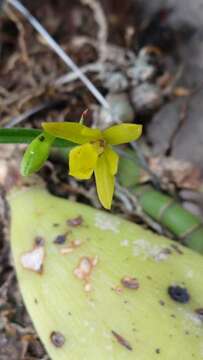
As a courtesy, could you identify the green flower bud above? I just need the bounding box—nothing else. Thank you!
[20,132,55,176]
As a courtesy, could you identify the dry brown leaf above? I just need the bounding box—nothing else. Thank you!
[149,156,202,190]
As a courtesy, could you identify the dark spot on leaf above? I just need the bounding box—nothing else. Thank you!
[54,234,67,245]
[67,215,83,227]
[35,236,45,246]
[159,300,165,306]
[53,223,59,227]
[121,277,139,289]
[195,308,203,320]
[111,330,132,351]
[50,331,65,348]
[168,285,190,303]
[155,348,161,354]
[39,135,45,142]
[171,244,184,255]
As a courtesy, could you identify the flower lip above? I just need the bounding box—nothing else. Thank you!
[90,138,106,155]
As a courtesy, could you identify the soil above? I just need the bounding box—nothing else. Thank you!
[0,0,203,358]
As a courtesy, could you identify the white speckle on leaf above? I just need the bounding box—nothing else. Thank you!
[185,311,202,326]
[186,270,194,279]
[95,213,120,233]
[88,300,96,308]
[84,282,92,292]
[120,239,129,247]
[154,249,171,261]
[84,320,90,327]
[20,245,45,273]
[105,344,113,352]
[133,239,171,261]
[103,331,111,339]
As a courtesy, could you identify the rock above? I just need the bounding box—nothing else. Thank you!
[146,100,180,154]
[172,90,203,171]
[131,83,162,114]
[101,70,129,92]
[99,93,134,127]
[127,50,156,85]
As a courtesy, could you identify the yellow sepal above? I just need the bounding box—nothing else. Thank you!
[42,122,102,144]
[103,123,142,145]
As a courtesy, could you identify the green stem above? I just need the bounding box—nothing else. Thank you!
[118,151,203,254]
[0,128,74,148]
[134,185,203,253]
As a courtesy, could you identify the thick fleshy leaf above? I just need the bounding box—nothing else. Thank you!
[43,122,102,144]
[104,146,119,175]
[94,153,114,209]
[9,186,203,360]
[103,123,142,145]
[69,143,98,180]
[8,187,203,360]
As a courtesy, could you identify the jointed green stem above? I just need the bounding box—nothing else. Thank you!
[118,151,203,255]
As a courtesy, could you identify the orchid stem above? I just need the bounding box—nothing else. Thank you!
[0,128,73,148]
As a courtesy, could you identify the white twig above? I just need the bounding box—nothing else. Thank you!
[54,62,102,86]
[5,102,51,128]
[7,0,109,109]
[80,0,108,61]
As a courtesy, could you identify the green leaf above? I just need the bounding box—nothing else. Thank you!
[8,186,203,360]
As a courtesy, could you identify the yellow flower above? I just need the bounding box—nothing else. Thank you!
[42,121,142,209]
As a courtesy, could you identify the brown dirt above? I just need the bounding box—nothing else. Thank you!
[0,0,203,358]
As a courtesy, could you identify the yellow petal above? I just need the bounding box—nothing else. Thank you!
[69,143,98,180]
[42,122,102,144]
[104,146,119,175]
[94,153,114,209]
[103,123,142,145]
